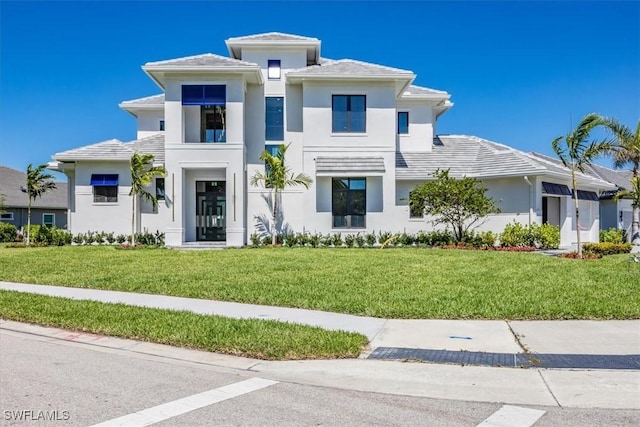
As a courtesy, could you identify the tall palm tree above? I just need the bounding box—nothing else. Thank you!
[603,118,640,243]
[250,143,312,245]
[551,113,615,257]
[129,152,166,245]
[614,176,640,238]
[25,164,57,246]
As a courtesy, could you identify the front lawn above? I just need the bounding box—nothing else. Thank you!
[0,290,367,360]
[0,246,638,319]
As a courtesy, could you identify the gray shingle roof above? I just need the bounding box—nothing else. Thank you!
[144,53,258,68]
[0,166,67,209]
[120,93,164,106]
[397,136,614,188]
[53,139,132,161]
[316,156,385,174]
[54,135,166,163]
[124,134,165,163]
[287,59,414,77]
[403,85,448,96]
[530,152,633,189]
[226,32,319,42]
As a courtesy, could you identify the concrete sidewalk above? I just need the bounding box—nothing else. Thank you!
[1,281,639,366]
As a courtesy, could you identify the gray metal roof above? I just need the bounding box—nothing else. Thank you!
[124,134,165,163]
[397,136,614,188]
[53,139,132,161]
[316,156,385,174]
[287,59,414,77]
[120,93,164,106]
[226,32,319,42]
[0,166,67,209]
[144,53,258,68]
[402,85,448,96]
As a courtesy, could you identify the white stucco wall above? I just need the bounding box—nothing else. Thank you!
[395,100,435,152]
[241,48,307,97]
[135,110,164,139]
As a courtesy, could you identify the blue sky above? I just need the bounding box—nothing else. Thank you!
[1,1,638,180]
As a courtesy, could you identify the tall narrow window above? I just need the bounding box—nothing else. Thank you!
[201,106,226,143]
[332,178,366,228]
[268,60,281,80]
[265,97,284,141]
[332,95,366,133]
[156,178,165,200]
[159,120,165,131]
[398,112,409,134]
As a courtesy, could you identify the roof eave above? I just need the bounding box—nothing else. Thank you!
[142,65,264,87]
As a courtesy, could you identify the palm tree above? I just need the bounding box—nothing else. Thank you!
[250,143,312,245]
[602,118,640,243]
[129,152,166,245]
[551,113,615,257]
[25,164,57,246]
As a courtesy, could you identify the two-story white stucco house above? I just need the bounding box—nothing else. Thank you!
[48,32,616,248]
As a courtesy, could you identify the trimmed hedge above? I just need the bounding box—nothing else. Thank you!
[583,242,632,256]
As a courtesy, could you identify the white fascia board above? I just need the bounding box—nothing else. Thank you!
[118,103,164,118]
[287,73,415,82]
[142,66,264,87]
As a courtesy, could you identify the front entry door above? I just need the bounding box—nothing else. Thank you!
[196,181,226,241]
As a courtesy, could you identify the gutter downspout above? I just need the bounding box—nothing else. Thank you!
[524,176,533,225]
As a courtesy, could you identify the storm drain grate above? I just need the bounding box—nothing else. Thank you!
[367,347,640,370]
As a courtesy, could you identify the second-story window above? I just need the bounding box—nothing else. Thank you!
[265,97,284,141]
[268,60,281,80]
[156,178,165,201]
[182,85,227,143]
[398,112,409,134]
[332,95,366,133]
[159,120,165,131]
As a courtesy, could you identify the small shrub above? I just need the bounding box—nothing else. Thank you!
[533,223,560,250]
[344,234,355,248]
[84,231,96,245]
[429,230,454,246]
[500,222,531,247]
[309,233,321,248]
[250,233,261,248]
[355,233,366,248]
[94,231,105,245]
[297,233,310,247]
[378,231,392,245]
[583,242,632,256]
[320,234,333,247]
[0,222,17,242]
[600,228,627,244]
[365,232,377,247]
[72,233,84,245]
[416,231,431,247]
[105,232,116,244]
[116,234,127,244]
[331,233,343,247]
[397,232,415,247]
[284,233,298,247]
[50,228,72,246]
[559,251,602,260]
[261,235,272,246]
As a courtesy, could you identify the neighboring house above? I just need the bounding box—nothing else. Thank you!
[530,153,635,240]
[47,32,616,248]
[0,166,68,230]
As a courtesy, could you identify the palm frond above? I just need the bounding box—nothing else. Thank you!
[551,136,569,167]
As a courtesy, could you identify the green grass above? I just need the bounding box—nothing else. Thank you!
[0,290,367,360]
[0,246,638,319]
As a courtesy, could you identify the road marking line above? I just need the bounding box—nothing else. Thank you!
[477,404,546,427]
[90,377,278,427]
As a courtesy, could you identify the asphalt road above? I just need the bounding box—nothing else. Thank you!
[0,330,638,427]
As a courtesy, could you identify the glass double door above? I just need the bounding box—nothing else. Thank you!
[196,181,226,241]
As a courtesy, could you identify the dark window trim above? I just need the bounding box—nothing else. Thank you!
[398,111,409,135]
[42,213,55,227]
[332,177,367,229]
[0,212,14,221]
[93,185,118,203]
[156,177,165,201]
[265,97,284,141]
[332,95,366,133]
[200,105,226,143]
[268,59,281,80]
[159,120,165,131]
